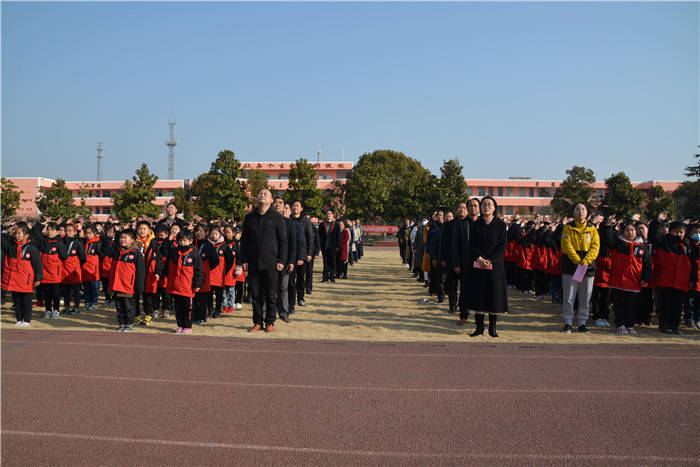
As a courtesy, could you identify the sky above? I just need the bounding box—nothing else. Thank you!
[2,2,698,183]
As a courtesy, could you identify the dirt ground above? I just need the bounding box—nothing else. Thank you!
[2,248,699,345]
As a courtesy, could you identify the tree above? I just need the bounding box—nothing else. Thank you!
[685,147,700,179]
[285,158,325,217]
[172,187,195,223]
[436,158,468,211]
[36,178,78,219]
[191,149,248,221]
[326,180,347,217]
[551,166,596,217]
[673,180,700,220]
[600,171,645,219]
[112,163,161,222]
[1,178,22,217]
[245,169,270,201]
[344,149,436,223]
[74,184,94,220]
[644,185,675,221]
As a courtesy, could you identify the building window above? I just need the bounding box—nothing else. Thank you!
[488,187,494,196]
[94,207,100,214]
[102,190,110,198]
[595,189,603,198]
[497,206,503,215]
[103,207,111,214]
[506,206,513,215]
[279,173,289,180]
[529,188,535,197]
[538,188,551,197]
[467,187,472,196]
[498,187,503,197]
[519,188,527,197]
[478,187,486,197]
[506,187,514,197]
[319,174,330,180]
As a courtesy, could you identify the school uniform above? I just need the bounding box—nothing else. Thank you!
[591,224,613,322]
[108,246,145,327]
[155,239,176,316]
[686,240,700,326]
[207,238,234,318]
[100,234,117,302]
[223,240,239,311]
[61,236,86,311]
[81,236,102,308]
[652,233,691,333]
[34,233,68,314]
[164,246,204,330]
[1,234,43,323]
[192,238,219,325]
[139,238,164,321]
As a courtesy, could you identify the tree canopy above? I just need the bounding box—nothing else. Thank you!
[344,149,436,223]
[245,169,270,201]
[191,150,248,221]
[550,166,596,217]
[112,163,161,222]
[644,185,675,221]
[37,178,79,219]
[1,178,22,217]
[285,158,325,217]
[172,187,194,223]
[436,158,468,211]
[685,147,700,179]
[673,180,700,220]
[601,171,645,219]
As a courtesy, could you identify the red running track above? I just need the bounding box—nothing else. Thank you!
[2,329,699,466]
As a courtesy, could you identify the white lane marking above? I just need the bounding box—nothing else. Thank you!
[1,339,698,360]
[2,430,699,463]
[4,371,698,396]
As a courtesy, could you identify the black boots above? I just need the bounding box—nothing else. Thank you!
[470,314,499,338]
[488,314,499,338]
[470,314,485,337]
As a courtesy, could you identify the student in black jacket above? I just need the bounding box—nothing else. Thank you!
[318,209,341,283]
[287,203,306,315]
[307,216,321,295]
[291,200,312,307]
[239,189,287,332]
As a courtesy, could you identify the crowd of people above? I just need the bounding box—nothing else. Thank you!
[398,200,700,337]
[0,190,364,333]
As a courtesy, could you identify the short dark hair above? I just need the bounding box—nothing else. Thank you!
[136,220,152,230]
[120,228,136,240]
[177,229,194,242]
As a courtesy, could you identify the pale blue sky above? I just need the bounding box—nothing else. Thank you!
[2,2,698,182]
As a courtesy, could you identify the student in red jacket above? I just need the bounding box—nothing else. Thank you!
[164,229,204,334]
[635,221,654,326]
[1,223,43,326]
[99,223,117,304]
[33,222,68,319]
[604,220,652,336]
[685,224,700,329]
[152,224,171,319]
[81,224,102,310]
[61,223,86,315]
[222,224,238,313]
[591,223,613,327]
[138,221,163,325]
[192,223,219,326]
[652,221,691,335]
[207,225,234,319]
[108,229,145,332]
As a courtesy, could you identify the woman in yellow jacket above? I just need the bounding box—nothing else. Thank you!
[560,202,600,333]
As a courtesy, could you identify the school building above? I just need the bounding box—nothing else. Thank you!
[5,167,682,221]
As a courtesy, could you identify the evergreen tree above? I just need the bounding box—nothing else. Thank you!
[685,147,700,179]
[551,166,596,217]
[112,163,161,222]
[644,185,675,221]
[673,180,700,220]
[436,158,468,211]
[172,187,195,223]
[36,178,78,219]
[285,158,324,217]
[191,150,248,221]
[1,178,22,217]
[246,169,270,201]
[601,171,645,218]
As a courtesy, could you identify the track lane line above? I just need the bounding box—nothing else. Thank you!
[4,371,698,395]
[3,430,698,463]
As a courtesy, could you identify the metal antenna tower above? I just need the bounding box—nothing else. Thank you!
[96,141,104,181]
[317,145,323,164]
[166,117,177,179]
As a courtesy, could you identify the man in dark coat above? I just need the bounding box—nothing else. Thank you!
[291,201,312,307]
[286,202,305,316]
[272,197,297,323]
[318,209,341,283]
[239,189,287,333]
[307,216,321,295]
[428,211,446,302]
[440,208,462,313]
[452,198,480,325]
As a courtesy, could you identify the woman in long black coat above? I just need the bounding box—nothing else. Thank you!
[466,196,508,337]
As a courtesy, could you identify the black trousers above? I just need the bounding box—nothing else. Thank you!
[305,259,314,294]
[322,248,336,281]
[399,242,406,262]
[41,283,61,312]
[101,278,111,300]
[62,283,81,308]
[613,289,639,328]
[339,260,348,278]
[12,291,33,322]
[294,263,306,303]
[288,267,297,310]
[458,272,470,320]
[656,287,686,330]
[637,287,653,325]
[445,269,459,309]
[431,265,445,301]
[249,269,279,326]
[209,286,224,317]
[135,293,156,318]
[157,287,172,312]
[235,282,244,304]
[505,261,516,287]
[192,292,210,323]
[590,286,611,320]
[517,268,534,292]
[115,296,136,326]
[172,294,192,329]
[534,271,548,296]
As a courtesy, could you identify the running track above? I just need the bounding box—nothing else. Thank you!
[2,329,699,466]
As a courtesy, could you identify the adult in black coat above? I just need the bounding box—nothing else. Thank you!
[440,207,463,314]
[291,201,313,306]
[318,210,341,282]
[273,198,297,321]
[239,189,287,332]
[156,202,186,229]
[464,196,508,337]
[307,218,321,294]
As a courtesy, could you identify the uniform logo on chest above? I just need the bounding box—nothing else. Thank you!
[25,253,31,259]
[128,255,134,260]
[71,250,76,254]
[187,258,193,264]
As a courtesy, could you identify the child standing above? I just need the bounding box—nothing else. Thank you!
[34,222,68,318]
[652,221,691,334]
[192,224,219,325]
[684,224,700,329]
[164,230,203,334]
[108,229,145,332]
[207,225,234,318]
[222,224,238,313]
[81,224,102,310]
[1,223,43,326]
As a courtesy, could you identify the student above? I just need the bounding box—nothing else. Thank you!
[108,229,145,332]
[560,203,600,334]
[81,224,102,310]
[233,227,246,309]
[1,223,43,326]
[591,222,613,327]
[99,223,118,304]
[652,221,691,334]
[192,223,219,325]
[207,225,234,319]
[604,219,652,336]
[544,223,564,304]
[686,224,700,329]
[61,223,86,315]
[222,224,238,313]
[153,224,172,318]
[164,229,204,334]
[635,221,654,326]
[33,222,68,318]
[133,221,155,324]
[139,221,163,325]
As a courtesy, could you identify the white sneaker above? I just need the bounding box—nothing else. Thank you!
[616,325,628,335]
[235,303,242,310]
[20,321,30,327]
[14,321,23,327]
[52,310,61,319]
[627,327,637,335]
[44,310,52,319]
